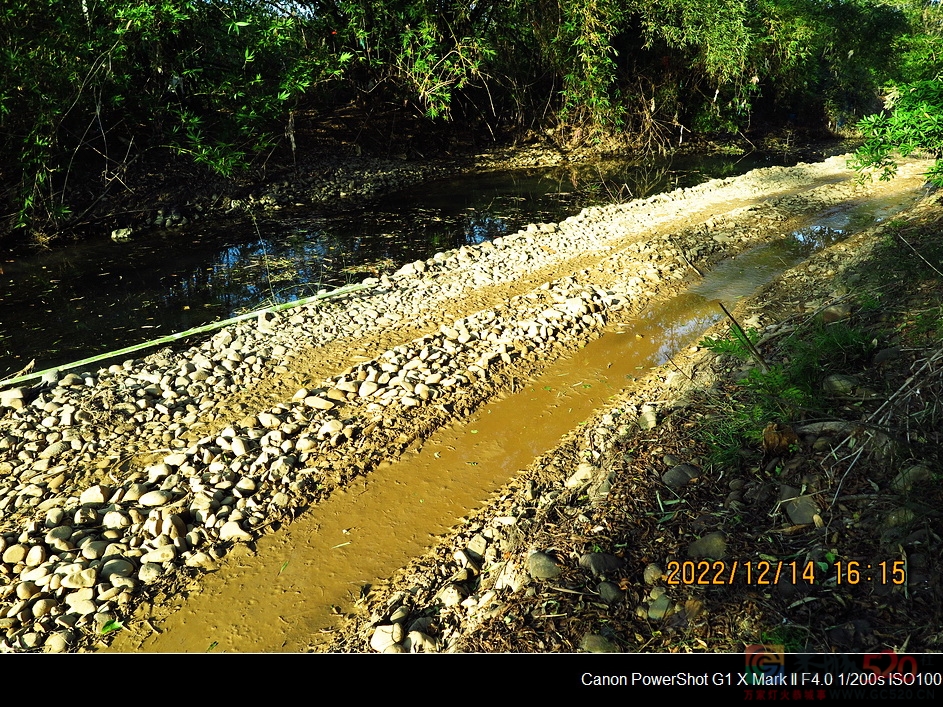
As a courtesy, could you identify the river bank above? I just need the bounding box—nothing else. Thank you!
[0,154,936,652]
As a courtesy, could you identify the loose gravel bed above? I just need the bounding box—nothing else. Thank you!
[0,154,930,652]
[329,191,943,655]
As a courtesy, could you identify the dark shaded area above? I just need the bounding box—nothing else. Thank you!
[0,148,820,377]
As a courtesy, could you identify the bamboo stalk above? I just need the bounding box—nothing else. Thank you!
[0,282,370,390]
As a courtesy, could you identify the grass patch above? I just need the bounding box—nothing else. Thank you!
[761,624,810,653]
[695,320,874,471]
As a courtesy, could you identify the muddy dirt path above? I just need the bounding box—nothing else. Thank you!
[83,156,933,654]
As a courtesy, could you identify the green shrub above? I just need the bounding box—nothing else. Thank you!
[851,79,943,186]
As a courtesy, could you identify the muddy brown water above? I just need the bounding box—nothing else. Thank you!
[108,193,914,652]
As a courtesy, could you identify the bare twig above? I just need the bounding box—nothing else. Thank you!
[717,301,768,372]
[895,230,943,279]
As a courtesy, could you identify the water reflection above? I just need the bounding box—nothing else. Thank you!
[789,225,845,251]
[0,150,830,376]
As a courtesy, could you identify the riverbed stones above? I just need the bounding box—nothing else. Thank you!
[1,153,928,654]
[3,544,27,564]
[637,407,658,430]
[61,568,97,589]
[370,624,401,652]
[101,558,135,579]
[79,485,110,506]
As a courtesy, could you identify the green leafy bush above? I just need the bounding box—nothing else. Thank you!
[851,80,943,186]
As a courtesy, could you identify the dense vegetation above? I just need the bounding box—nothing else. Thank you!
[1,0,940,242]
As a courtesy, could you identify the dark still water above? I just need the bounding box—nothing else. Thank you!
[0,148,836,377]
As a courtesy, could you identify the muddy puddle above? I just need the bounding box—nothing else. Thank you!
[108,192,916,653]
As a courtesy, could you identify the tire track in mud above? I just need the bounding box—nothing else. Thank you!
[94,157,931,653]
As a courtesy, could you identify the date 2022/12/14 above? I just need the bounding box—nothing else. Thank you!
[664,559,907,586]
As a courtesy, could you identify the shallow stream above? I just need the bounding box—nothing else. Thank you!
[1,149,830,377]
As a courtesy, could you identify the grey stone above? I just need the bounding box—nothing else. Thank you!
[2,543,27,564]
[823,374,858,395]
[884,507,915,528]
[61,567,97,589]
[219,520,252,542]
[184,552,219,571]
[565,462,596,488]
[141,545,176,564]
[304,396,335,411]
[643,563,664,585]
[661,463,700,489]
[358,381,379,398]
[579,552,624,577]
[370,624,399,652]
[102,511,131,529]
[231,437,249,457]
[101,558,135,578]
[163,452,188,467]
[235,477,257,495]
[891,464,933,492]
[318,419,344,437]
[873,346,902,366]
[597,581,625,605]
[638,408,658,430]
[436,583,467,607]
[67,598,98,616]
[43,632,71,653]
[39,441,70,459]
[79,484,110,506]
[780,485,819,525]
[580,633,620,653]
[403,631,439,653]
[527,551,561,579]
[138,563,164,584]
[31,598,58,618]
[25,544,47,567]
[647,593,672,620]
[16,581,41,600]
[687,531,726,559]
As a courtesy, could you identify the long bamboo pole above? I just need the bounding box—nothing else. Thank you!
[0,282,370,390]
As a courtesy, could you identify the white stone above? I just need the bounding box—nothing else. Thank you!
[218,520,252,542]
[61,568,97,589]
[79,485,109,506]
[141,545,176,564]
[25,544,46,567]
[139,490,173,507]
[138,563,164,584]
[101,558,135,579]
[370,625,399,652]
